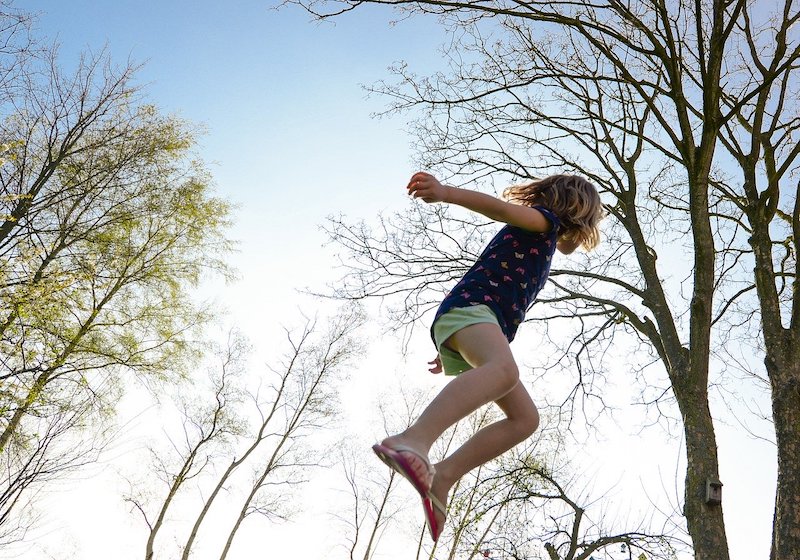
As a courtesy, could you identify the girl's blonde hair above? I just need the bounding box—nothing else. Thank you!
[503,174,605,250]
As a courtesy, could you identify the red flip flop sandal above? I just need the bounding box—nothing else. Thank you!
[422,492,447,541]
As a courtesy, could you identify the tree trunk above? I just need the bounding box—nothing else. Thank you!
[672,359,729,560]
[747,182,799,560]
[681,135,729,558]
[767,334,800,560]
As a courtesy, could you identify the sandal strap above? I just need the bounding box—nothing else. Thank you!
[427,492,447,515]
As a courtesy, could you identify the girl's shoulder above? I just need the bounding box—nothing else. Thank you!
[495,206,560,239]
[528,205,561,231]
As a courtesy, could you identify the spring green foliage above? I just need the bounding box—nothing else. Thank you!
[0,9,233,542]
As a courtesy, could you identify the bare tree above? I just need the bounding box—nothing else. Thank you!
[333,444,401,560]
[332,386,437,560]
[216,309,363,559]
[0,2,35,102]
[282,1,800,558]
[484,451,685,560]
[127,308,364,560]
[125,331,248,560]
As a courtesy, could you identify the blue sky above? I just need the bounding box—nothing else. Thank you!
[17,2,777,559]
[26,0,453,339]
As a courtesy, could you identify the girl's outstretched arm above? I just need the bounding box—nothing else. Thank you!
[407,172,551,233]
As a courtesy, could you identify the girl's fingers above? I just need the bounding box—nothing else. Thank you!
[410,185,429,198]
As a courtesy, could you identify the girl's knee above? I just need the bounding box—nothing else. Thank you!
[513,405,539,439]
[495,359,520,392]
[511,398,539,436]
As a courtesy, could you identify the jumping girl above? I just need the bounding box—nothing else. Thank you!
[372,171,604,541]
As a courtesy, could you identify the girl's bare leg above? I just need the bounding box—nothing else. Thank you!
[381,322,539,500]
[429,381,539,527]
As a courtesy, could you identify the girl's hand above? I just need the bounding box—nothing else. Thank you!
[428,354,443,374]
[407,172,450,203]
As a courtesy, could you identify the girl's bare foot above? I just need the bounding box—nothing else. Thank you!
[380,434,434,490]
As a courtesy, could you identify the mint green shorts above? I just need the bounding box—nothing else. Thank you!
[432,304,500,376]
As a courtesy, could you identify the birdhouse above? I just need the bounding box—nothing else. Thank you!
[705,478,723,505]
